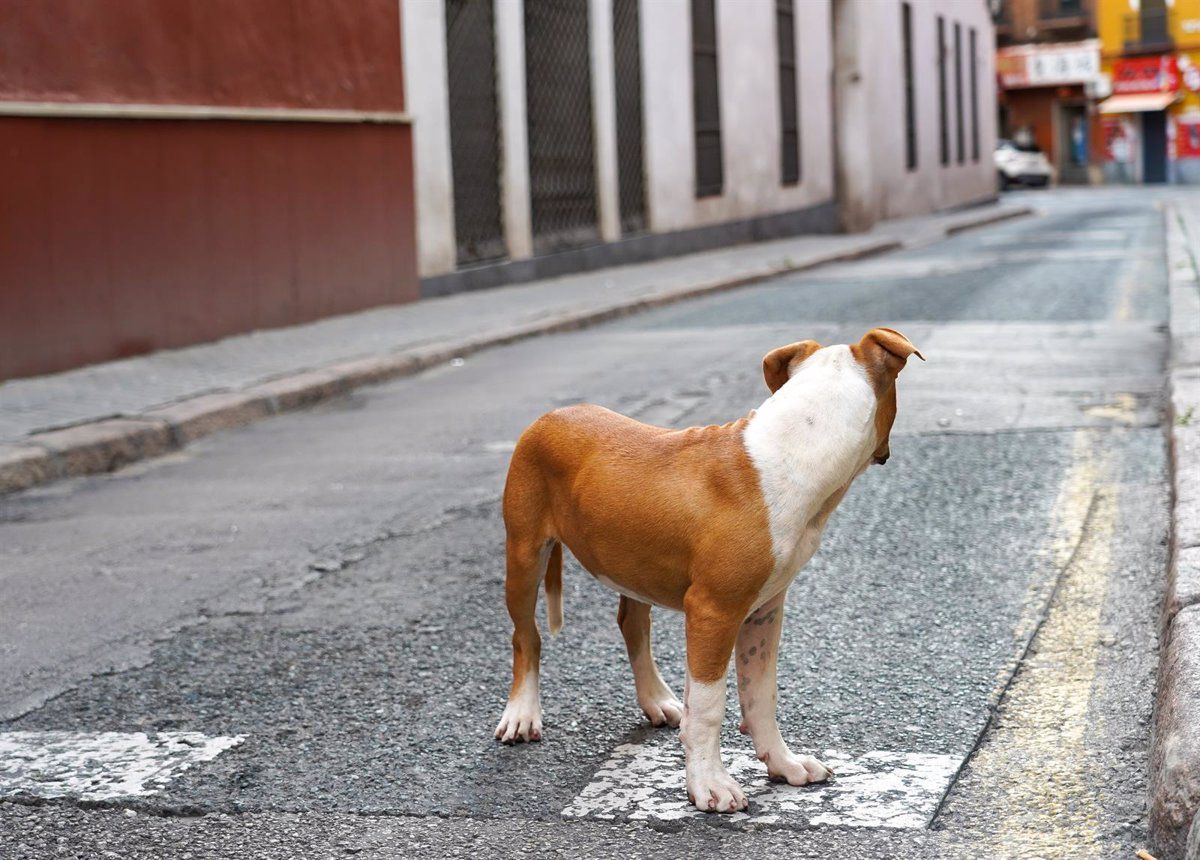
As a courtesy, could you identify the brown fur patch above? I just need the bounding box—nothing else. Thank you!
[503,404,775,682]
[762,340,822,393]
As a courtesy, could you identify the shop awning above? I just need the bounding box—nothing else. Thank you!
[1099,92,1178,114]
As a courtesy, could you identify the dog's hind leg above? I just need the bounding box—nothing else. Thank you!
[617,596,683,728]
[494,534,552,743]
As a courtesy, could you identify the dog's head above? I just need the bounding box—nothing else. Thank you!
[761,328,924,466]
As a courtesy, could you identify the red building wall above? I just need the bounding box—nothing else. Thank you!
[0,1,416,380]
[0,0,405,111]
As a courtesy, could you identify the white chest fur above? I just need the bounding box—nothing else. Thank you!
[742,346,877,607]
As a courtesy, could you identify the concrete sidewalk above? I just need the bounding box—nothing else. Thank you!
[0,201,1030,495]
[1155,199,1200,860]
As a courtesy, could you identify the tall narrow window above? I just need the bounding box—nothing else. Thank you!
[969,27,979,162]
[954,21,964,165]
[902,2,916,171]
[613,0,646,234]
[937,16,948,166]
[776,0,800,185]
[691,0,723,197]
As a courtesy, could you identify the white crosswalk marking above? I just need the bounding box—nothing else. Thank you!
[0,731,243,801]
[562,737,959,829]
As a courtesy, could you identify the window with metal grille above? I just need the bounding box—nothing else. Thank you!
[954,21,964,165]
[902,2,916,172]
[445,0,505,266]
[524,0,599,254]
[691,0,723,197]
[937,15,948,166]
[969,26,979,162]
[613,0,646,234]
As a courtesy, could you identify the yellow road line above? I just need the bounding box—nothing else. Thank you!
[946,431,1122,857]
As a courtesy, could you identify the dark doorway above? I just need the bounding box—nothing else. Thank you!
[524,0,600,254]
[1058,103,1089,184]
[1142,110,1167,184]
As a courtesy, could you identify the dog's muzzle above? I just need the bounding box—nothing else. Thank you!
[873,454,889,465]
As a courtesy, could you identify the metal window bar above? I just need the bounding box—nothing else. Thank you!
[524,0,600,254]
[776,0,800,185]
[613,0,646,234]
[954,21,964,165]
[1124,6,1172,48]
[969,27,979,162]
[1141,4,1171,43]
[937,16,948,166]
[691,0,723,197]
[445,0,506,266]
[902,2,916,171]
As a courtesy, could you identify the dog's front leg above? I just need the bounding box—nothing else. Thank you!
[681,592,749,813]
[736,591,832,785]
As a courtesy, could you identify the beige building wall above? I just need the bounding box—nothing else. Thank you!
[641,0,836,233]
[835,0,998,228]
[403,0,997,280]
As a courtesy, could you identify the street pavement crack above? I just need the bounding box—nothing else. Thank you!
[928,485,1103,829]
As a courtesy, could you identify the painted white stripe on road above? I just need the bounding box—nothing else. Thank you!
[0,731,243,801]
[562,737,958,829]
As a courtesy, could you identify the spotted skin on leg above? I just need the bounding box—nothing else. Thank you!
[735,591,832,785]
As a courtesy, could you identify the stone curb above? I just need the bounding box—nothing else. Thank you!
[1152,204,1200,860]
[942,204,1035,236]
[0,205,1030,498]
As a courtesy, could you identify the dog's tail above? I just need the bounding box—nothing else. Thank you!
[544,541,564,636]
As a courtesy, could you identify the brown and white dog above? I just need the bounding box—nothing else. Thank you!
[494,328,924,812]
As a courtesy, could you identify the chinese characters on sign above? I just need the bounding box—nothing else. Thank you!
[1028,49,1099,85]
[997,40,1100,89]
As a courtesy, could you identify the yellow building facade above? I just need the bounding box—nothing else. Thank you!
[1097,0,1200,182]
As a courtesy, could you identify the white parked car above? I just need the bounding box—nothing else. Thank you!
[995,139,1053,190]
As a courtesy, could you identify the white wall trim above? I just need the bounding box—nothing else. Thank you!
[0,101,411,124]
[589,0,622,242]
[402,0,456,277]
[496,0,534,261]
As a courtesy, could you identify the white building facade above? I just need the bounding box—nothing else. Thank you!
[403,0,997,294]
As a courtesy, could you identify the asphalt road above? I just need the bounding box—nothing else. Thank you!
[0,188,1172,858]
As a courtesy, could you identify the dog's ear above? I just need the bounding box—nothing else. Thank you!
[853,328,925,391]
[762,340,822,393]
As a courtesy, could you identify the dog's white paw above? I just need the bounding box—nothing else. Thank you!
[686,766,748,813]
[639,692,684,728]
[494,696,542,744]
[760,750,832,786]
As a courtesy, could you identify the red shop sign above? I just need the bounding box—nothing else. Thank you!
[1113,55,1179,94]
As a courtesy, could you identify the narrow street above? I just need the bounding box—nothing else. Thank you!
[0,189,1172,857]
